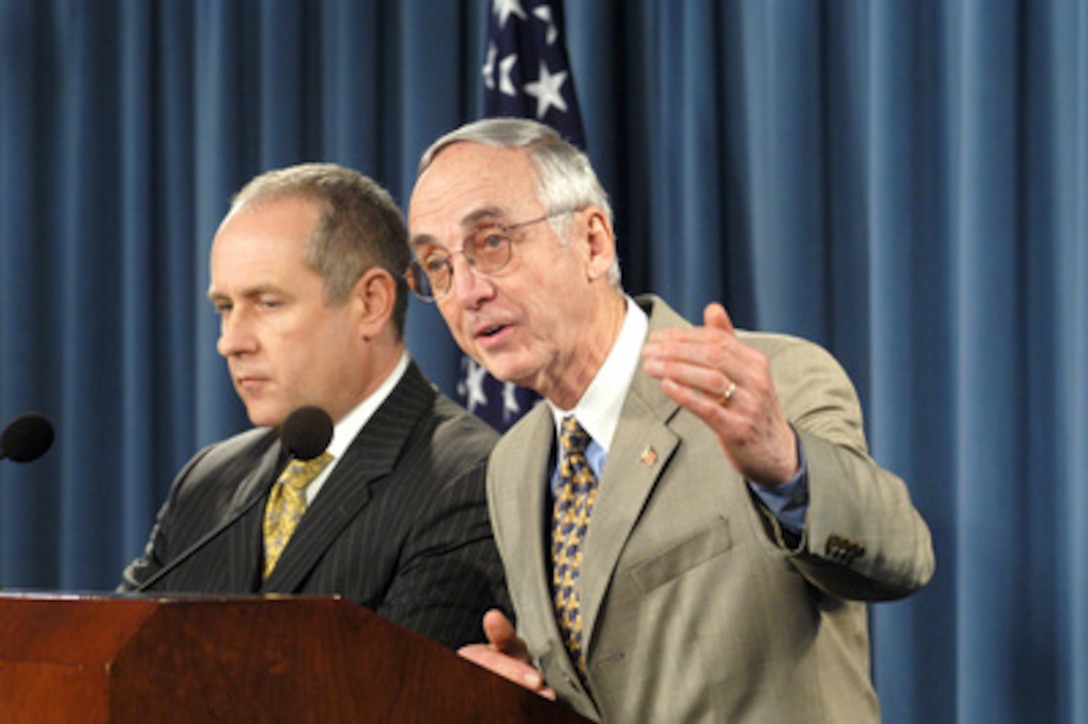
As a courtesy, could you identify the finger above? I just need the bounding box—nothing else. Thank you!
[660,376,737,419]
[642,336,742,378]
[704,302,735,335]
[481,609,530,658]
[645,305,742,367]
[644,356,735,403]
[645,325,722,349]
[457,644,556,699]
[482,609,516,646]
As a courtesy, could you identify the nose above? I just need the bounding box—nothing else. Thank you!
[216,307,257,358]
[447,254,495,309]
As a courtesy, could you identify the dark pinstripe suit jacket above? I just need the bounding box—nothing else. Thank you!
[119,361,506,650]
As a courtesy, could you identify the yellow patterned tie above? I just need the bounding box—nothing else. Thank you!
[552,416,599,676]
[263,451,333,578]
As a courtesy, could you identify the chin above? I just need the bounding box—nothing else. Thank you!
[481,360,534,390]
[245,406,288,430]
[474,355,511,382]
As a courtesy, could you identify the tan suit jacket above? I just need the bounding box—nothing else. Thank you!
[487,295,934,722]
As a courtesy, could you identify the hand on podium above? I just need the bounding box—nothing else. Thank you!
[459,609,556,700]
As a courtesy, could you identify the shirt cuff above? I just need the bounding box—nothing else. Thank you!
[747,437,809,535]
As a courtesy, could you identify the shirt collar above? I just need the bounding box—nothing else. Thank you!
[548,296,648,452]
[326,351,410,459]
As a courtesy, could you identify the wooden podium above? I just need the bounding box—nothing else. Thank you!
[0,593,586,722]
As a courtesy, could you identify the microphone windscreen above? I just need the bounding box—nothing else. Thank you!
[280,406,333,460]
[1,413,55,463]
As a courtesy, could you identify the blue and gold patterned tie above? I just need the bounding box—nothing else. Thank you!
[263,451,333,578]
[552,415,599,676]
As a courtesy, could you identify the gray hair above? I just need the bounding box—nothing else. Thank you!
[418,118,622,289]
[231,162,410,336]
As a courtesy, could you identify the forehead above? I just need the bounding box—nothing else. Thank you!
[209,196,321,287]
[410,143,541,241]
[218,195,320,242]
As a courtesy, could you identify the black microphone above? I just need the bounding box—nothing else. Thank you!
[132,406,333,593]
[0,413,54,463]
[280,405,334,461]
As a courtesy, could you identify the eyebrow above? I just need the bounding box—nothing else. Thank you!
[206,284,286,304]
[410,205,509,250]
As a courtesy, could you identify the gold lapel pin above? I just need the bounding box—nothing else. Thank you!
[639,446,658,467]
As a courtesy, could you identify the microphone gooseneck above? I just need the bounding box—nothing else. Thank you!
[0,413,55,463]
[132,405,333,592]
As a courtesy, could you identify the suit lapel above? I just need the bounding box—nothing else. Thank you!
[580,296,687,654]
[260,361,434,592]
[224,437,283,590]
[506,407,564,649]
[500,297,690,686]
[230,437,283,511]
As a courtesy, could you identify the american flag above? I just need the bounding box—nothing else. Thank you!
[457,0,586,430]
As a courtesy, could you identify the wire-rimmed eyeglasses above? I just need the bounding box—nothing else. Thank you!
[407,209,577,302]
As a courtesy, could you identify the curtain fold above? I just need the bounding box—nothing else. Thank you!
[1,1,1084,721]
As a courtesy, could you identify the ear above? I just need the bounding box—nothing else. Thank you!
[581,206,616,282]
[350,267,396,340]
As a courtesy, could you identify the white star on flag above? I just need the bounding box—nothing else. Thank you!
[482,43,498,90]
[493,0,527,29]
[498,53,519,97]
[457,359,490,414]
[502,382,522,421]
[532,5,558,45]
[524,62,569,119]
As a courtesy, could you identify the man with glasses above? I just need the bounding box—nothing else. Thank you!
[407,118,935,721]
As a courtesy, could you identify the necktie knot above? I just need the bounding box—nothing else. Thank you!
[560,416,591,456]
[280,453,333,491]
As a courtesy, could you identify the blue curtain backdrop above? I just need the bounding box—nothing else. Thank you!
[1,1,1085,722]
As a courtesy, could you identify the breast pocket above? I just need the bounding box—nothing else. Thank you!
[627,516,733,593]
